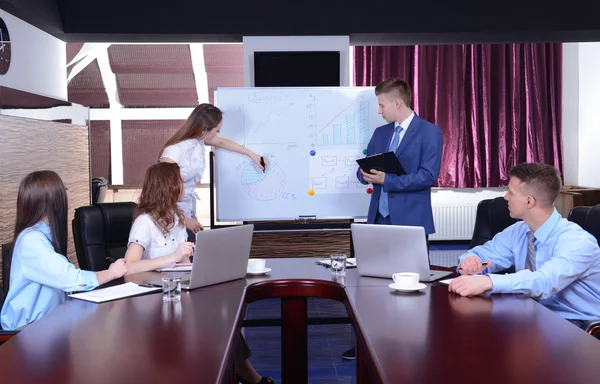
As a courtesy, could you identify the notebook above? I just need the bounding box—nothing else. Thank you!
[68,282,161,303]
[156,263,193,272]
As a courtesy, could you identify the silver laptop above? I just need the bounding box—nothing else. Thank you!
[155,224,254,290]
[351,223,453,282]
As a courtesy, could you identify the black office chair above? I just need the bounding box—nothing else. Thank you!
[91,177,109,204]
[2,241,14,295]
[469,199,494,248]
[567,205,600,245]
[567,204,600,338]
[567,206,591,230]
[584,205,600,245]
[72,202,136,271]
[469,197,519,249]
[1,242,19,344]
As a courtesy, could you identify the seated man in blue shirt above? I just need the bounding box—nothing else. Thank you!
[449,162,600,327]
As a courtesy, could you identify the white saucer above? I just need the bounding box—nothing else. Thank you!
[388,282,426,292]
[246,267,271,276]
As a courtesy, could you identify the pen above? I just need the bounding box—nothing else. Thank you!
[260,156,265,173]
[106,257,116,264]
[458,262,488,270]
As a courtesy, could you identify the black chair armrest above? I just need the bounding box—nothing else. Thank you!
[0,329,20,344]
[584,320,600,338]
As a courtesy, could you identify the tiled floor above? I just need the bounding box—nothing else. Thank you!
[243,242,468,383]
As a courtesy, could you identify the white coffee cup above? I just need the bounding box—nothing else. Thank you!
[247,259,266,272]
[392,272,420,287]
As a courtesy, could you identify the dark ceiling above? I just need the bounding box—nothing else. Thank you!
[1,0,600,44]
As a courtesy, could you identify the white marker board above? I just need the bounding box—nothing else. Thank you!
[214,87,385,221]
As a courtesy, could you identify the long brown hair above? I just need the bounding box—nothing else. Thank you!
[14,170,68,255]
[134,163,185,234]
[158,103,223,161]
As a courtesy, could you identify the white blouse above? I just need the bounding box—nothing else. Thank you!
[160,138,206,217]
[128,213,188,260]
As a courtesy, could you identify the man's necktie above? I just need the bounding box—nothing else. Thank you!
[378,126,404,218]
[525,231,536,271]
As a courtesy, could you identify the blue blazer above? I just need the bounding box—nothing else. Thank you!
[356,115,443,234]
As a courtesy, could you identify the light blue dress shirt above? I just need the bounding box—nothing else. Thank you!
[1,221,99,330]
[459,209,600,320]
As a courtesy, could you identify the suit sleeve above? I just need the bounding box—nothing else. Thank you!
[356,130,377,185]
[383,125,442,192]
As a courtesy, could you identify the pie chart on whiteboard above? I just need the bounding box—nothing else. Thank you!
[241,161,286,201]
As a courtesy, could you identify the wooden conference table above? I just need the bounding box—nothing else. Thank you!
[1,257,600,384]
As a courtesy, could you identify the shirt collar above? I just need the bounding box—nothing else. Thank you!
[395,112,415,132]
[33,220,51,235]
[532,209,561,243]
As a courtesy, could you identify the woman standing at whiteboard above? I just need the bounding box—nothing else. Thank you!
[159,103,266,238]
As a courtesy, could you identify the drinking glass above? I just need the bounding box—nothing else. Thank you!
[162,276,181,302]
[330,254,347,276]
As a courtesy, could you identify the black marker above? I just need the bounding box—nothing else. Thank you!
[260,156,265,173]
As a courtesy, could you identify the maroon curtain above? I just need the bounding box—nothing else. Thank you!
[354,44,562,188]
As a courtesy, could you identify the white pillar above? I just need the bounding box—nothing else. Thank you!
[96,44,125,185]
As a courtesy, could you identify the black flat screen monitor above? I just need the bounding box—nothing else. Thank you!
[254,51,340,87]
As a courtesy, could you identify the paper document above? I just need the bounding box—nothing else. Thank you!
[438,278,454,286]
[156,263,193,272]
[317,258,357,268]
[68,282,161,303]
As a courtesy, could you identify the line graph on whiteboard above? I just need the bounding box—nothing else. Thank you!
[241,91,304,146]
[245,103,293,134]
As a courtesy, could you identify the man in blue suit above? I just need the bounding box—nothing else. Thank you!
[358,78,443,229]
[342,78,443,360]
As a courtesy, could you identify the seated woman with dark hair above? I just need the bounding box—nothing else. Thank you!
[0,170,127,330]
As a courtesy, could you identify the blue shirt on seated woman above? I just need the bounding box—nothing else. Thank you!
[0,170,127,330]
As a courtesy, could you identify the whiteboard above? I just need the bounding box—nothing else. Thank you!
[214,87,386,221]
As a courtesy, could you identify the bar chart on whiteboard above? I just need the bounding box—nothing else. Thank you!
[214,87,386,221]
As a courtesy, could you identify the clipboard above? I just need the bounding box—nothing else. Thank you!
[356,152,406,176]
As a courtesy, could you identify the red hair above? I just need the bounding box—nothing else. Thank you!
[134,163,185,234]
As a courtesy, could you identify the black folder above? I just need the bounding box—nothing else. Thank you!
[356,152,406,176]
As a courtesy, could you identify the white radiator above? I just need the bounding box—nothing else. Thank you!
[429,204,478,241]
